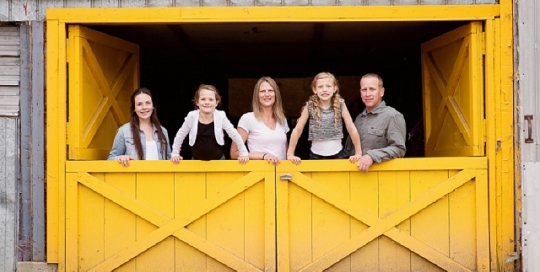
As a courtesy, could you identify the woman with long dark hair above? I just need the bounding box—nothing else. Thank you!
[108,87,171,166]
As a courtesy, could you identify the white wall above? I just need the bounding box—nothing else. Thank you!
[517,0,540,270]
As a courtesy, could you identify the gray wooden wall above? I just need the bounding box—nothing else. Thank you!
[19,21,46,262]
[0,0,497,22]
[0,22,45,271]
[0,26,19,116]
[0,25,19,272]
[0,118,17,272]
[517,0,540,270]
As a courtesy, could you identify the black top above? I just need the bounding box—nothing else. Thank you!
[192,122,224,160]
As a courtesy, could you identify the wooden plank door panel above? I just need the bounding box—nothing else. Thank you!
[64,161,275,272]
[421,22,485,157]
[276,159,489,272]
[68,25,139,160]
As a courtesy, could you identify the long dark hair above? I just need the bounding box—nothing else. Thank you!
[130,88,168,160]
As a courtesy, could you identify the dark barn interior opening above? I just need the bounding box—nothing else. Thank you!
[90,21,468,159]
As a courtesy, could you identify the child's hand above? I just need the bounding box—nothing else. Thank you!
[238,156,249,164]
[171,155,183,164]
[288,154,301,165]
[349,154,362,162]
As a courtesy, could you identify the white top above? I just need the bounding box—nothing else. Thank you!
[171,109,248,157]
[311,139,342,156]
[145,141,159,160]
[238,112,290,160]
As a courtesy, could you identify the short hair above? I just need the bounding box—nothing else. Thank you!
[192,84,222,109]
[361,73,384,88]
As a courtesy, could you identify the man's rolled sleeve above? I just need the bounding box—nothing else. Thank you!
[368,113,406,164]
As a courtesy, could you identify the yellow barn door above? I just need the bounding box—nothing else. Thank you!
[68,25,139,160]
[421,22,485,157]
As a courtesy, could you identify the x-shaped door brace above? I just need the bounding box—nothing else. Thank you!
[283,169,477,272]
[78,39,137,147]
[68,172,268,272]
[424,35,472,150]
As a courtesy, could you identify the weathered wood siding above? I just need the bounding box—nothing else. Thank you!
[518,0,540,270]
[0,0,498,22]
[0,26,19,116]
[19,21,46,262]
[0,117,18,272]
[0,25,19,272]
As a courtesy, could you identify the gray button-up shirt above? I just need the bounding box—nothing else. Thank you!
[344,101,406,163]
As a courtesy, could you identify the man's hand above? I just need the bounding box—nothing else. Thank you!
[356,154,374,173]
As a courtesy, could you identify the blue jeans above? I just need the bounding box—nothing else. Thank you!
[309,149,344,159]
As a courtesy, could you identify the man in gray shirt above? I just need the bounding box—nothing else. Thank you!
[344,73,406,172]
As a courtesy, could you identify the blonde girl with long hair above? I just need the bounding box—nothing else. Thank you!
[287,72,362,164]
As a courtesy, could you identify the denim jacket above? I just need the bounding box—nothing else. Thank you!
[107,123,171,160]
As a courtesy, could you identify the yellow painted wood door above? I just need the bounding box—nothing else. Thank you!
[421,22,485,157]
[276,159,489,272]
[64,161,276,272]
[68,25,139,160]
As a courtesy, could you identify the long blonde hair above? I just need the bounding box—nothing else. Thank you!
[252,76,286,125]
[309,72,341,128]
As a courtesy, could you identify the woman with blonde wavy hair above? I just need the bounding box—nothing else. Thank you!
[230,76,289,165]
[287,72,362,164]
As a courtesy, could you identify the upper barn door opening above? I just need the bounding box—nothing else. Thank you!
[421,22,485,157]
[68,25,140,160]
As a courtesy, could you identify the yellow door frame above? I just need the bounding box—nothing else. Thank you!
[46,3,515,271]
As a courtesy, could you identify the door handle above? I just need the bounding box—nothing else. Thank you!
[525,115,534,143]
[280,174,292,181]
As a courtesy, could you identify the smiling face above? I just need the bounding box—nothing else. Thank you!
[134,93,154,121]
[360,76,385,112]
[313,77,337,102]
[196,89,218,114]
[258,81,276,108]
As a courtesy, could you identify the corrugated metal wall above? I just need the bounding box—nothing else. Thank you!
[0,0,498,22]
[0,25,19,272]
[518,0,540,270]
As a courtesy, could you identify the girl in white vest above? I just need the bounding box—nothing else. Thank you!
[287,72,363,164]
[171,84,249,163]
